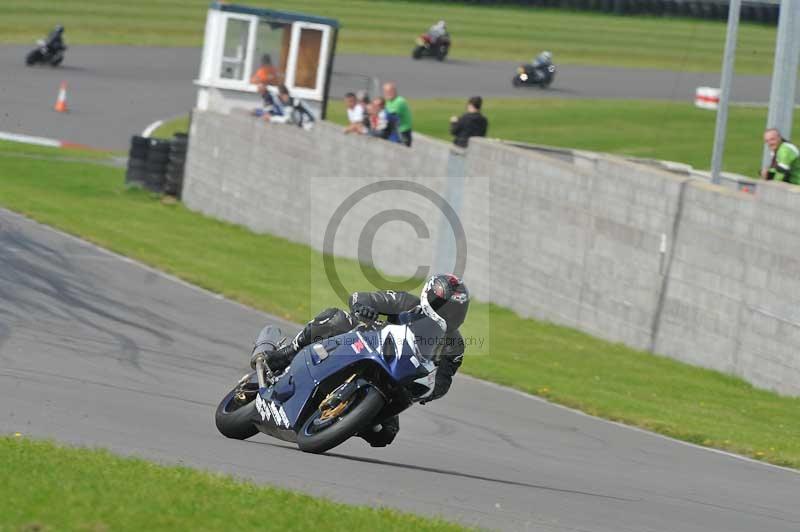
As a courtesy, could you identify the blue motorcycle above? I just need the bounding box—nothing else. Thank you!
[215,313,442,453]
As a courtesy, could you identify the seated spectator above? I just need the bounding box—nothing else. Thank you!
[365,97,400,143]
[265,84,316,129]
[343,92,365,134]
[449,96,488,148]
[252,83,276,116]
[761,128,799,184]
[251,54,280,86]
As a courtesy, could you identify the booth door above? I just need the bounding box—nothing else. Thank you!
[286,22,331,100]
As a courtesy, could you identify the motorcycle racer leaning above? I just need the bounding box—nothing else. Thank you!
[251,274,470,447]
[427,20,448,42]
[46,25,66,53]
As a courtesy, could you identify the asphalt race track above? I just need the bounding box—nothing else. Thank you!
[2,208,799,531]
[1,45,794,150]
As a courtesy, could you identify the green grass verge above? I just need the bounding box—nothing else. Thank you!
[0,436,465,531]
[329,98,797,178]
[151,115,191,140]
[1,142,799,469]
[0,0,779,73]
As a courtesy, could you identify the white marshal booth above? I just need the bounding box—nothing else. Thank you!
[195,2,339,119]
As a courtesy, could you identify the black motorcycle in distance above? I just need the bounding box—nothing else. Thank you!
[26,26,67,67]
[512,62,556,88]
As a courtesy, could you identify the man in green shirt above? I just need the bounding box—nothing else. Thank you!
[762,128,800,185]
[383,82,413,147]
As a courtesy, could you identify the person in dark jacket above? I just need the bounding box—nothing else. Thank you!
[46,25,66,52]
[449,96,488,148]
[252,274,470,447]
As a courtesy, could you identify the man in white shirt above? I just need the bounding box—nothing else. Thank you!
[343,92,365,134]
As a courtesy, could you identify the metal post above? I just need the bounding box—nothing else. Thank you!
[710,0,741,185]
[762,0,800,169]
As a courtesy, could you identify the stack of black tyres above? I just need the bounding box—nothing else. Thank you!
[165,133,188,198]
[125,136,149,187]
[145,138,171,193]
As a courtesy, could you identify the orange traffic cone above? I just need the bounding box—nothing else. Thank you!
[54,81,68,113]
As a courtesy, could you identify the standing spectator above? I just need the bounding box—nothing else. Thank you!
[449,96,488,148]
[343,92,365,134]
[251,54,280,86]
[761,128,800,184]
[383,82,412,147]
[356,89,370,109]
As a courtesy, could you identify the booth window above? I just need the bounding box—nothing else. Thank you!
[220,18,250,81]
[251,20,289,84]
[294,27,322,90]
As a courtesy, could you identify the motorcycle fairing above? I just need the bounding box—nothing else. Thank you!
[252,321,436,432]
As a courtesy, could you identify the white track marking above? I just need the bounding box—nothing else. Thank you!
[141,120,164,138]
[462,374,800,476]
[0,131,61,148]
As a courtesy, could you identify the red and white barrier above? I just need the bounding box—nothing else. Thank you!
[695,87,721,110]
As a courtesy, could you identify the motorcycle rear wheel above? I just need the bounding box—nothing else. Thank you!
[215,388,259,440]
[297,386,385,454]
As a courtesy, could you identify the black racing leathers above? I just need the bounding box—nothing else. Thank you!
[281,290,464,401]
[349,290,464,401]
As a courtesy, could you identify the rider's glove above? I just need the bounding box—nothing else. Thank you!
[352,303,378,323]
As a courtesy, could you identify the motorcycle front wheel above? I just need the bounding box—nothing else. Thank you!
[50,53,64,67]
[215,388,259,440]
[297,385,385,454]
[25,49,41,66]
[412,46,424,59]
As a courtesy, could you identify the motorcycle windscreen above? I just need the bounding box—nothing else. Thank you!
[408,317,447,362]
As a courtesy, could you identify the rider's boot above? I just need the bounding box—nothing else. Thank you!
[359,415,399,447]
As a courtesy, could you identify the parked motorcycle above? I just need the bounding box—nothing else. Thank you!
[215,311,442,454]
[26,26,66,67]
[412,33,451,61]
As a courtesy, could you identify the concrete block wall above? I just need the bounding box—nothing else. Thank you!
[183,109,800,396]
[655,180,800,394]
[463,139,686,351]
[184,110,454,282]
